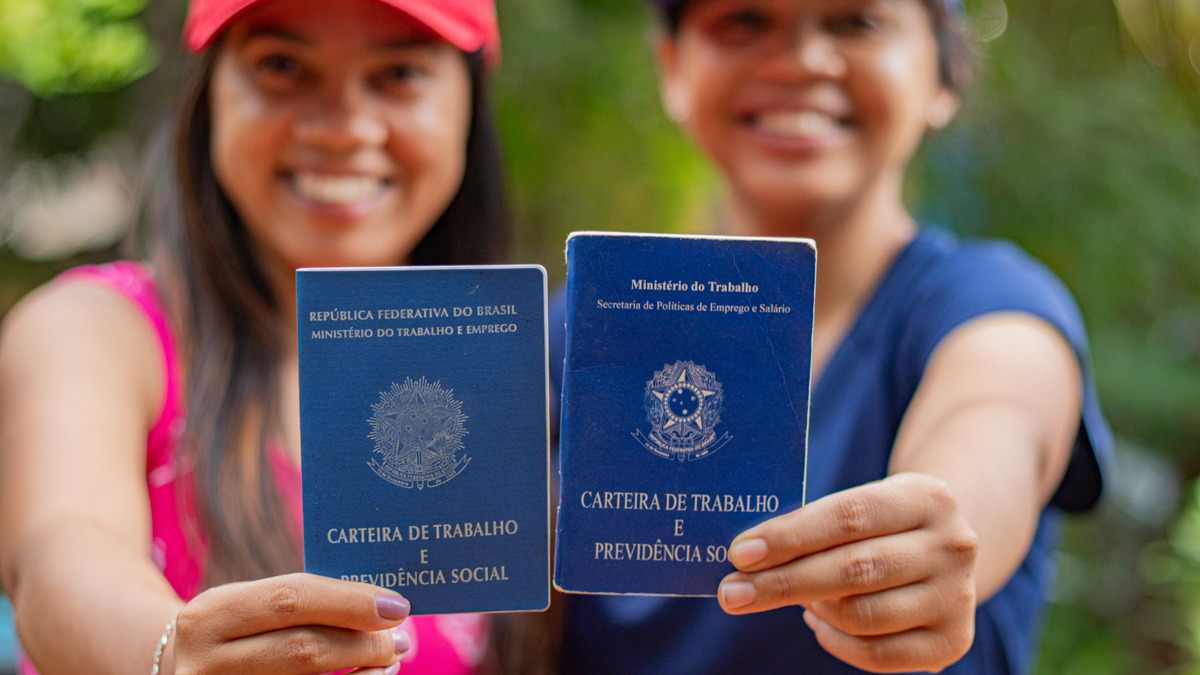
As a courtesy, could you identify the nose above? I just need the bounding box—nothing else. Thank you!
[294,80,389,155]
[759,22,848,80]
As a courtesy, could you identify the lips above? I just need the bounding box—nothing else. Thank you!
[290,171,387,205]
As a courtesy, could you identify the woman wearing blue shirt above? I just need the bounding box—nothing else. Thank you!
[548,0,1109,672]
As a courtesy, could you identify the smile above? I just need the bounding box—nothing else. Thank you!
[751,110,847,139]
[289,172,388,206]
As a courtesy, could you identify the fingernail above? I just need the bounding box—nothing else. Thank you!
[720,581,756,609]
[376,594,410,621]
[384,662,401,675]
[392,626,411,654]
[729,538,768,567]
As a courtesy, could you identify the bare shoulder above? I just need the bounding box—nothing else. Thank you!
[894,312,1082,498]
[0,277,164,440]
[925,312,1080,397]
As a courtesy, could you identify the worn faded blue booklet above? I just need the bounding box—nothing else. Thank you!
[554,232,816,596]
[298,266,550,614]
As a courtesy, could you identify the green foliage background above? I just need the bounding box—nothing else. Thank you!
[4,0,1200,672]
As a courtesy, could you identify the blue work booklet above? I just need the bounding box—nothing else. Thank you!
[554,232,816,596]
[297,266,550,614]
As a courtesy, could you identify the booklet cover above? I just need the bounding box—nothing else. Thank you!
[554,232,816,596]
[298,266,550,614]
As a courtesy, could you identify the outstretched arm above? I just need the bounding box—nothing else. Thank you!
[717,312,1081,673]
[0,281,179,675]
[0,283,408,675]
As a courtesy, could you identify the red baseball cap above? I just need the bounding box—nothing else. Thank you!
[183,0,499,58]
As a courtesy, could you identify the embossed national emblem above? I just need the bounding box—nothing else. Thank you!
[632,360,732,461]
[368,378,470,489]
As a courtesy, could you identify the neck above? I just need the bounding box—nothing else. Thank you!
[723,171,916,375]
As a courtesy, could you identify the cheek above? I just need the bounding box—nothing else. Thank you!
[210,75,289,211]
[389,86,470,202]
[856,43,939,149]
[680,48,741,162]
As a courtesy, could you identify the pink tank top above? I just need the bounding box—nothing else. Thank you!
[19,263,486,674]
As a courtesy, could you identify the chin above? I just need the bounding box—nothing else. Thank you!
[272,235,400,271]
[739,173,859,214]
[280,217,424,267]
[750,149,858,182]
[305,247,406,270]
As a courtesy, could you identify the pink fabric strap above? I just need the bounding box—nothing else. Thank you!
[57,263,181,466]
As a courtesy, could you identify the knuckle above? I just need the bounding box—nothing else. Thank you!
[842,548,883,590]
[174,604,199,639]
[780,513,807,549]
[944,529,979,565]
[765,570,797,604]
[949,580,976,612]
[373,628,396,660]
[923,479,957,512]
[835,495,872,538]
[842,596,878,633]
[859,637,890,671]
[269,576,305,619]
[934,620,974,666]
[173,601,212,650]
[286,629,326,670]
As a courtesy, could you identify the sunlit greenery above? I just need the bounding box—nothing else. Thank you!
[2,0,1200,672]
[494,0,715,281]
[0,0,155,95]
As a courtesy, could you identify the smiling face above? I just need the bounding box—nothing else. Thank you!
[658,0,958,233]
[209,0,472,272]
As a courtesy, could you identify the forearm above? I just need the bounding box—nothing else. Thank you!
[11,517,184,675]
[890,404,1046,601]
[888,315,1080,602]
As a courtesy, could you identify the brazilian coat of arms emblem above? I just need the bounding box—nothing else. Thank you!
[632,360,732,461]
[368,377,470,489]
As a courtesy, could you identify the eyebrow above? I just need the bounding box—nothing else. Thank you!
[243,25,315,45]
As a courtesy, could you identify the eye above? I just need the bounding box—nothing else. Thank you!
[827,10,884,35]
[379,64,422,84]
[727,9,770,31]
[256,53,304,77]
[709,7,773,42]
[249,51,314,92]
[370,57,434,93]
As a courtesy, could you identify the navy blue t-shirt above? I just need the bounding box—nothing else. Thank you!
[548,230,1111,675]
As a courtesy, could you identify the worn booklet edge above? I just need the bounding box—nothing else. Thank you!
[552,233,817,597]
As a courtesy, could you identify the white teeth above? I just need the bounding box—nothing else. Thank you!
[756,111,839,138]
[292,172,384,205]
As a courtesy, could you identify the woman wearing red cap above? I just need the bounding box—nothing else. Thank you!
[546,0,1109,672]
[0,0,507,674]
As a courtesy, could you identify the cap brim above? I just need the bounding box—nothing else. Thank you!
[184,0,499,58]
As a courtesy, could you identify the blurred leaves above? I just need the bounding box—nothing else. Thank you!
[912,0,1200,672]
[492,0,715,282]
[0,0,156,95]
[1110,0,1200,115]
[1,0,1200,672]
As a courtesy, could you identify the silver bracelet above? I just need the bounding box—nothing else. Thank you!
[151,620,176,675]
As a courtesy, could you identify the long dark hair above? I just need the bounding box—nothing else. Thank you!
[134,46,509,587]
